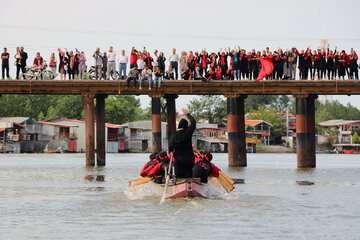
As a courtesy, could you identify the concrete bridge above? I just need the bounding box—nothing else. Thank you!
[1,79,360,168]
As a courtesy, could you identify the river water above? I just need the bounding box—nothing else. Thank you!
[0,153,359,240]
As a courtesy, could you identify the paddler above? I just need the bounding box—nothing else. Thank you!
[148,151,170,183]
[140,152,159,177]
[192,151,220,183]
[169,108,196,178]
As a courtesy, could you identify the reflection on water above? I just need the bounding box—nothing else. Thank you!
[0,153,359,240]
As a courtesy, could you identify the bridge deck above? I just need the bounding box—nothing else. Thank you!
[0,79,359,95]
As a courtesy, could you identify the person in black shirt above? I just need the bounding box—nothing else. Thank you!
[1,48,10,79]
[16,46,28,79]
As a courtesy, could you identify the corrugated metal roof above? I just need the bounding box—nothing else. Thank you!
[0,117,38,125]
[319,119,360,127]
[245,120,273,127]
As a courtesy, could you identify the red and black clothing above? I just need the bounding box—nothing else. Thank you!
[349,54,359,79]
[200,53,209,77]
[140,157,160,177]
[217,52,228,75]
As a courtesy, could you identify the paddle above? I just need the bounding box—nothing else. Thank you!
[127,177,153,191]
[160,152,174,204]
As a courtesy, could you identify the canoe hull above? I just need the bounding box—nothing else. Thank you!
[166,181,205,199]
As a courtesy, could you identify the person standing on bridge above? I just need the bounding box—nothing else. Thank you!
[1,48,10,79]
[17,46,27,79]
[169,108,196,178]
[92,48,102,80]
[107,46,117,80]
[169,48,179,79]
[78,51,87,80]
[118,50,128,80]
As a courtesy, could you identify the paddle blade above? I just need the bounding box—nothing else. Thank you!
[127,177,152,191]
[217,173,235,193]
[219,171,235,185]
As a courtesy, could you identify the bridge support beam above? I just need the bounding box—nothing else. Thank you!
[226,95,247,167]
[95,94,107,166]
[83,93,95,166]
[295,94,317,168]
[164,94,178,151]
[151,97,162,153]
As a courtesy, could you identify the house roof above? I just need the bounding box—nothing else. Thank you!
[245,120,273,127]
[38,122,70,128]
[0,117,38,125]
[319,119,360,127]
[48,119,124,129]
[122,120,167,130]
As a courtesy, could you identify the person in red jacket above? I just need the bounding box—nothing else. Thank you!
[140,152,159,177]
[148,151,170,183]
[192,152,220,183]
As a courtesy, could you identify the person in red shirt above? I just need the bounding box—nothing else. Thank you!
[140,153,159,177]
[215,65,222,80]
[33,52,43,68]
[130,47,138,69]
[148,151,170,183]
[192,151,220,183]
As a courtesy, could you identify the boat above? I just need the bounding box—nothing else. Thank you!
[44,147,63,153]
[127,174,233,199]
[343,149,355,154]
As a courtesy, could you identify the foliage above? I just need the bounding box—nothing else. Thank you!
[187,95,226,124]
[352,132,360,144]
[247,106,286,141]
[245,95,292,112]
[105,95,142,124]
[0,94,143,125]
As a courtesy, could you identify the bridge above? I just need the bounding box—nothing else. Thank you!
[1,79,360,168]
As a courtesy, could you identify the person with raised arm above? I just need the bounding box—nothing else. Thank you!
[169,108,196,178]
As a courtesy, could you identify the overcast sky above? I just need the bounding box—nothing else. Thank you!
[1,0,360,110]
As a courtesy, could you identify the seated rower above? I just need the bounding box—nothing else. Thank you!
[192,151,220,183]
[140,152,159,177]
[148,151,170,184]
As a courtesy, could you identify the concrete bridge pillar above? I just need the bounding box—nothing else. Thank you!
[226,95,247,167]
[164,94,178,151]
[151,96,162,153]
[294,94,317,168]
[95,94,107,166]
[83,93,95,166]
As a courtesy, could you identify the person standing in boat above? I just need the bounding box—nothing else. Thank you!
[169,108,196,178]
[192,152,220,183]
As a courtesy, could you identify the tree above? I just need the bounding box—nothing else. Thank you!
[37,111,45,122]
[45,106,58,121]
[105,95,142,124]
[353,132,360,144]
[187,95,226,124]
[142,98,168,122]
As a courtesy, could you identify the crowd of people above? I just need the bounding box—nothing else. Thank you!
[1,45,359,84]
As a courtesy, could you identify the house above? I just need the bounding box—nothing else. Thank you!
[245,120,272,145]
[121,120,168,152]
[194,123,228,152]
[0,117,40,152]
[319,119,360,144]
[0,121,25,153]
[49,119,127,153]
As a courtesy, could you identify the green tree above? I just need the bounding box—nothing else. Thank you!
[352,132,360,144]
[105,95,142,124]
[37,111,45,122]
[187,95,226,124]
[46,106,58,120]
[142,98,168,122]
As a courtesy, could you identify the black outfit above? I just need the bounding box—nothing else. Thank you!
[1,53,9,79]
[349,55,359,79]
[66,52,79,79]
[240,54,248,79]
[169,113,196,178]
[192,159,212,183]
[318,54,327,79]
[58,53,68,75]
[16,51,27,79]
[158,56,166,74]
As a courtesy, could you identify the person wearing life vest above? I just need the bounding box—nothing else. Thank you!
[148,151,170,183]
[192,151,220,183]
[169,108,196,178]
[140,152,159,177]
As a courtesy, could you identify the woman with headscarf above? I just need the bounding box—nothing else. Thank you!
[169,108,196,178]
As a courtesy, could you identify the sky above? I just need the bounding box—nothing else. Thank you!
[1,0,360,110]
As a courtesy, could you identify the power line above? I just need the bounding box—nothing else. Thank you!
[1,24,360,42]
